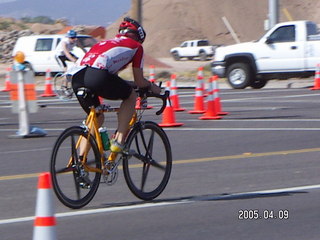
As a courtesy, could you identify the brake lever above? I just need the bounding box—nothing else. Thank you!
[155,90,170,115]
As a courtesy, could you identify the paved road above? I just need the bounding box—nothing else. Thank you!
[1,86,320,239]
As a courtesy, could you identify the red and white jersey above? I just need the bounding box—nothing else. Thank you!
[80,35,144,74]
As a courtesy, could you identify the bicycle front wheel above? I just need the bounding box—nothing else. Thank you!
[123,121,172,200]
[50,126,101,209]
[53,72,73,100]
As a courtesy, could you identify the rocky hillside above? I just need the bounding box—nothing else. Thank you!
[0,18,100,63]
[107,0,320,58]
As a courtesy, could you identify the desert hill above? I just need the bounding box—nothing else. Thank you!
[1,0,320,63]
[107,0,320,58]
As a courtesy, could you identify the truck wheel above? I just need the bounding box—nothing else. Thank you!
[199,51,207,61]
[250,78,267,89]
[171,52,180,61]
[226,63,252,89]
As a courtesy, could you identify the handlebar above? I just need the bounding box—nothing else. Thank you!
[145,90,170,115]
[136,83,169,115]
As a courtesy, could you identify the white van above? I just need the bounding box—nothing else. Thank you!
[12,34,97,74]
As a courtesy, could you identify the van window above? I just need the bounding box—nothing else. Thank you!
[77,37,97,48]
[56,38,61,48]
[35,39,53,51]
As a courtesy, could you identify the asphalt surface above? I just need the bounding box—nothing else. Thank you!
[1,83,320,239]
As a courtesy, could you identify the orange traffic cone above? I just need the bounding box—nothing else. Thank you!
[197,66,208,96]
[170,74,185,112]
[159,81,184,127]
[33,172,57,240]
[212,75,229,115]
[311,64,320,90]
[199,77,222,120]
[99,96,104,104]
[149,65,156,83]
[1,67,11,92]
[189,75,206,114]
[41,69,56,97]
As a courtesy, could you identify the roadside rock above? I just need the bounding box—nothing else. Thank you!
[0,29,33,63]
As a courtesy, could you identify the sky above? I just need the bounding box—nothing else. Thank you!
[0,0,131,26]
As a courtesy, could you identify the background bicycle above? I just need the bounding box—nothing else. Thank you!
[53,71,74,100]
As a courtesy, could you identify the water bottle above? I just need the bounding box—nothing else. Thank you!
[99,127,110,150]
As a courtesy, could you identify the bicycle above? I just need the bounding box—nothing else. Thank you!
[53,71,74,101]
[53,63,82,101]
[50,87,172,209]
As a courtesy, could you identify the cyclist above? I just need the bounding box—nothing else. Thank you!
[55,30,79,72]
[72,17,161,153]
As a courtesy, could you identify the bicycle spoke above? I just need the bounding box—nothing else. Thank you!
[72,170,81,200]
[141,163,150,191]
[149,159,166,171]
[146,130,155,158]
[55,166,74,174]
[138,127,154,159]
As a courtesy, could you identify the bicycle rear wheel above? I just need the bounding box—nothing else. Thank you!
[123,121,172,200]
[53,72,73,100]
[50,126,101,209]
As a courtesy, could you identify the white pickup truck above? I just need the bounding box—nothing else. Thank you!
[212,20,320,89]
[170,39,215,61]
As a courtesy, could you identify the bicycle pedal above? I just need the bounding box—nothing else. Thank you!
[103,161,118,185]
[79,182,91,189]
[77,177,91,189]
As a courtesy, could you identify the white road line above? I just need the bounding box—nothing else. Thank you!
[1,184,320,225]
[0,201,184,225]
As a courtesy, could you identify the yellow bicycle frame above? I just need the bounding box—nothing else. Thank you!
[67,106,138,173]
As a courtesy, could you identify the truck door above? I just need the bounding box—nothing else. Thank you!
[305,22,320,71]
[257,25,304,72]
[184,41,193,57]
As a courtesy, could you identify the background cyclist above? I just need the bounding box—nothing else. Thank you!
[72,17,161,153]
[55,29,79,72]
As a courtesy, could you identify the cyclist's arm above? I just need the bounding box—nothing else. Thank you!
[62,41,77,63]
[132,67,160,94]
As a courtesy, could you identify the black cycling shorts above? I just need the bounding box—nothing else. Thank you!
[72,67,133,114]
[56,53,77,68]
